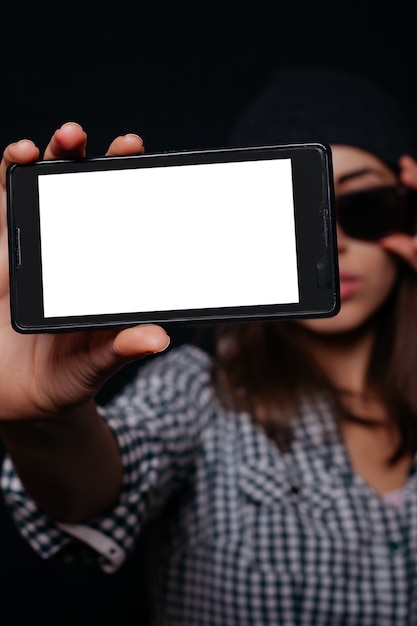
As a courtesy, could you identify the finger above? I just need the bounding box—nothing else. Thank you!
[399,155,417,190]
[379,232,417,272]
[0,139,40,189]
[105,133,144,157]
[43,122,87,161]
[49,325,171,399]
[112,324,170,360]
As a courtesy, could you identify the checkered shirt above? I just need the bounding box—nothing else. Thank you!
[3,344,417,625]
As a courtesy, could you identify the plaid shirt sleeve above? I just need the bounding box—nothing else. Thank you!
[1,345,212,573]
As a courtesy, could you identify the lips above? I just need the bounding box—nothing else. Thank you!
[339,272,361,300]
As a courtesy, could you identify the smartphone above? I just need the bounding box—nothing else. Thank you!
[7,143,339,333]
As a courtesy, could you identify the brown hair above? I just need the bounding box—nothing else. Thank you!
[211,264,417,462]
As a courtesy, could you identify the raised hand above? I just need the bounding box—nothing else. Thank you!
[379,155,417,271]
[0,123,170,421]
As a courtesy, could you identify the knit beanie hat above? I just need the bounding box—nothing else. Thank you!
[229,67,416,169]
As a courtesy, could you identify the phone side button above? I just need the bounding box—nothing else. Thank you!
[15,227,22,268]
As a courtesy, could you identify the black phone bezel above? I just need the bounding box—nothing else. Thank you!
[7,143,339,333]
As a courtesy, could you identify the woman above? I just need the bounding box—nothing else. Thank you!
[2,67,417,624]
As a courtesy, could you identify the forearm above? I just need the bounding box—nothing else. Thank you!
[0,400,122,523]
[0,127,171,528]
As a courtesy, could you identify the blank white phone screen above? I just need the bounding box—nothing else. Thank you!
[38,158,299,318]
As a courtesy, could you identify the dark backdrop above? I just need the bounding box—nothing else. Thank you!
[1,1,416,155]
[0,1,416,624]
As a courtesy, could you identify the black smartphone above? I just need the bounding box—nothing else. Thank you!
[7,143,339,333]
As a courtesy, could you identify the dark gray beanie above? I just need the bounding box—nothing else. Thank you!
[229,67,416,168]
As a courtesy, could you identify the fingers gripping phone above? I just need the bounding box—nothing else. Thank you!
[7,143,339,333]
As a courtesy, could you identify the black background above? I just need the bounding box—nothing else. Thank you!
[1,1,417,156]
[0,1,416,624]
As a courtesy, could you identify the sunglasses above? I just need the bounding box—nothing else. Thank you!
[336,186,417,242]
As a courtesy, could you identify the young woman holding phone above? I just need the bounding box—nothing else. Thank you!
[1,67,417,624]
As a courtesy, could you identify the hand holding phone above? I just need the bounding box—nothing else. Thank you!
[7,141,339,333]
[0,124,169,423]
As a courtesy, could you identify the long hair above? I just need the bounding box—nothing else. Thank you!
[211,263,417,461]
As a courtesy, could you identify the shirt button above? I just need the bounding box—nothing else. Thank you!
[388,540,403,551]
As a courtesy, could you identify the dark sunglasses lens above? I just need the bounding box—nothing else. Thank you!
[337,187,415,241]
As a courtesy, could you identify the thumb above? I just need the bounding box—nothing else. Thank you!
[112,324,170,359]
